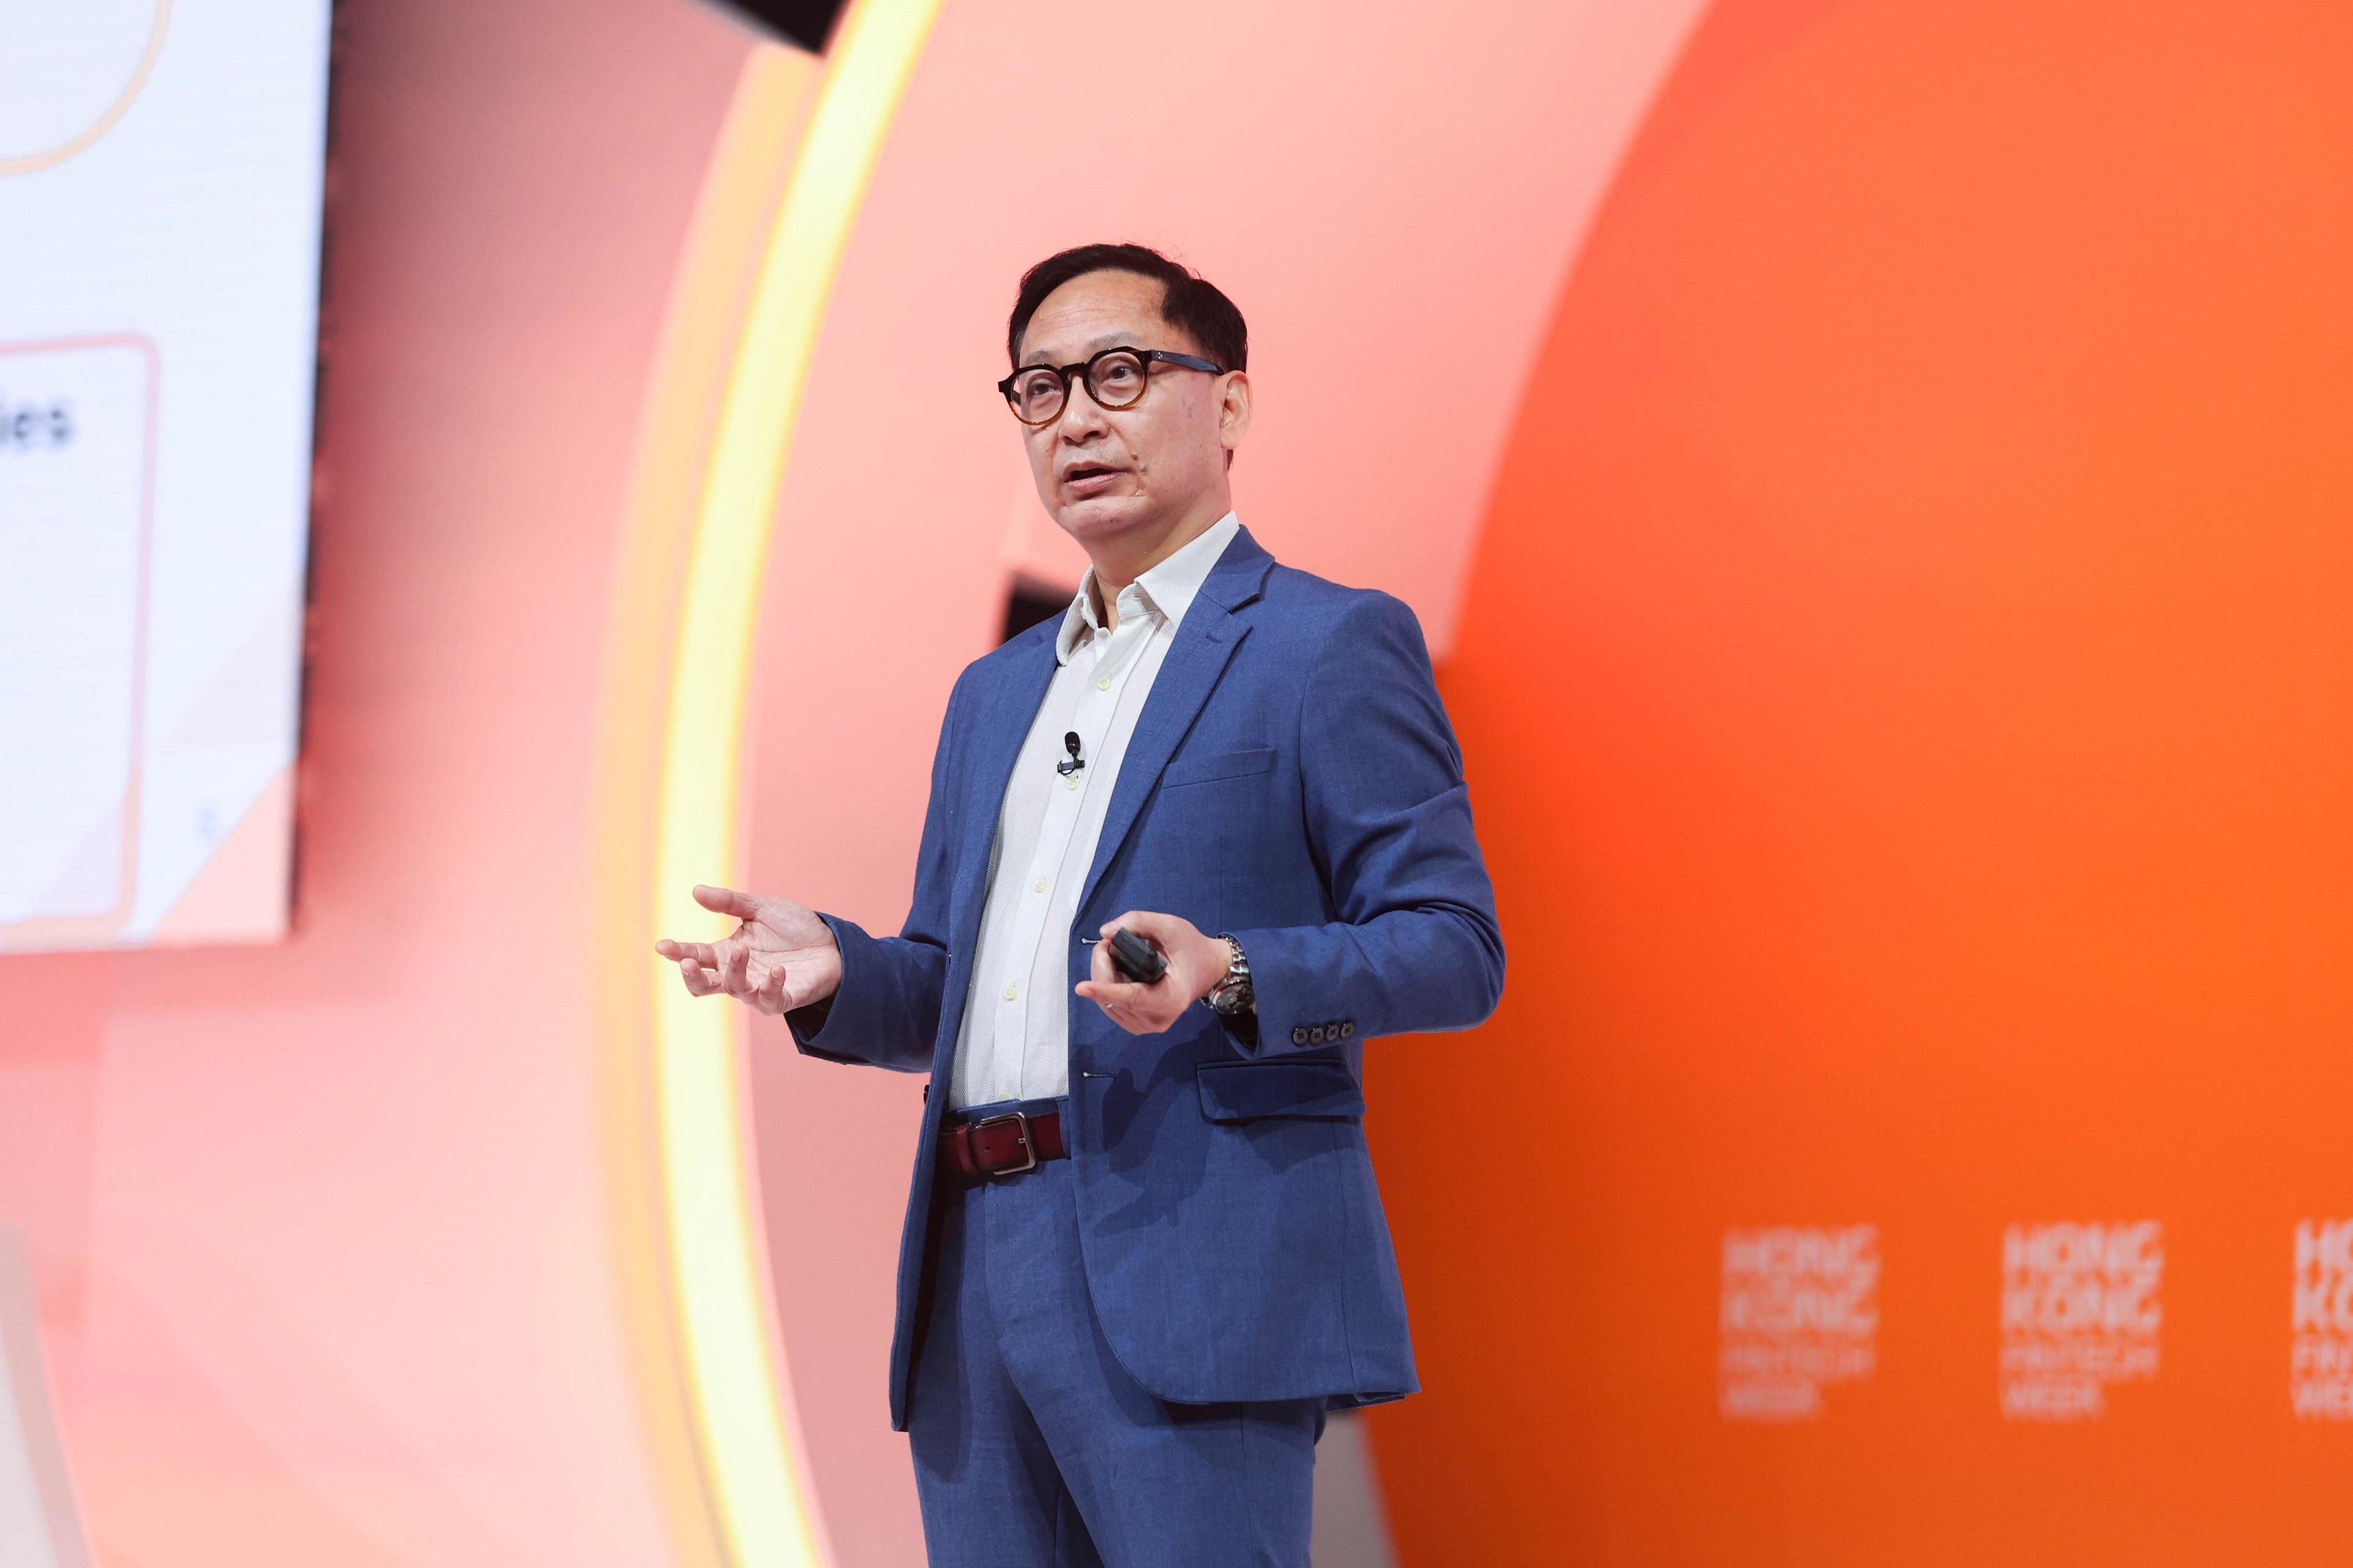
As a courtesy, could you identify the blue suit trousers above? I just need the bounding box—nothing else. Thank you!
[908,1098,1325,1567]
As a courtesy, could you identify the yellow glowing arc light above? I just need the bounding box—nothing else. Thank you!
[651,2,943,1564]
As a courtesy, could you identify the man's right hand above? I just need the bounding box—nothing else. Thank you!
[654,883,843,1017]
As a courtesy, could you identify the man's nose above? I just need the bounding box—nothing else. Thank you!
[1057,375,1114,439]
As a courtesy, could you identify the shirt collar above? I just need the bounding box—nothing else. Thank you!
[1055,510,1241,665]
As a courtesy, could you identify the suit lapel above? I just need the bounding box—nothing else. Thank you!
[934,630,1057,1065]
[1076,526,1273,917]
[926,629,1059,1100]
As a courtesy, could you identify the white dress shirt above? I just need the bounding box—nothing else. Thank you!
[948,510,1242,1110]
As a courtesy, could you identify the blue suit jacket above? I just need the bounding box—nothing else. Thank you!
[788,523,1505,1431]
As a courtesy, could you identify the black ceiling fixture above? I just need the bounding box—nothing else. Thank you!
[1003,577,1076,644]
[697,0,852,54]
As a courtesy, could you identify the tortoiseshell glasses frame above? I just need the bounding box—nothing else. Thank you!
[997,344,1227,425]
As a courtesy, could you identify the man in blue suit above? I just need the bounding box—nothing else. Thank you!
[656,243,1503,1567]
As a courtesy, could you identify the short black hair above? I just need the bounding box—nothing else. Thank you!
[1006,243,1247,374]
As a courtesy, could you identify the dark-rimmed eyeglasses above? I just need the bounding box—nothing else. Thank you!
[997,345,1226,425]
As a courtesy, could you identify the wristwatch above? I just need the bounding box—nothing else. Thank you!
[1202,933,1254,1017]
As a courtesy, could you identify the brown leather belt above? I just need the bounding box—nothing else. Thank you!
[939,1107,1068,1183]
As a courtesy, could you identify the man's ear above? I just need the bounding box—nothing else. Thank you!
[1218,369,1252,463]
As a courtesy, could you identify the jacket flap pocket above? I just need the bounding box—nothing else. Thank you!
[1196,1058,1364,1122]
[1160,746,1277,789]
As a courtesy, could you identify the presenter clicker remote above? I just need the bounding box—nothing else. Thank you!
[1107,927,1168,985]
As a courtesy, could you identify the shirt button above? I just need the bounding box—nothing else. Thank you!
[1096,676,1110,690]
[1065,773,1080,789]
[1003,983,1018,1000]
[1033,879,1047,893]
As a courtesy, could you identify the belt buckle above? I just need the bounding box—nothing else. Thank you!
[967,1110,1038,1178]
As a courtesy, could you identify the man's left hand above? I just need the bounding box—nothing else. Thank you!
[1075,910,1230,1034]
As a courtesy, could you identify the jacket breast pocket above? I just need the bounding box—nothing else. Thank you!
[1159,745,1277,790]
[1196,1058,1364,1122]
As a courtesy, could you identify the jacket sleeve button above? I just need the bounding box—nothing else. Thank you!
[1291,1025,1309,1045]
[1340,1020,1354,1038]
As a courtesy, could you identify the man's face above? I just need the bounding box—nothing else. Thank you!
[1013,269,1245,553]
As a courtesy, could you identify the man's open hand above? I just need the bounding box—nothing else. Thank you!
[654,884,843,1016]
[1074,910,1231,1035]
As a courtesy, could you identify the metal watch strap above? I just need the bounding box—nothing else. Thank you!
[1204,932,1253,1015]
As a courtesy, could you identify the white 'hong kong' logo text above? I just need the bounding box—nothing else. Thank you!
[1718,1225,1878,1422]
[2292,1218,2353,1420]
[1999,1220,2161,1420]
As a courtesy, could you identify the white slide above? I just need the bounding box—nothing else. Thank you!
[1,0,331,950]
[0,338,155,932]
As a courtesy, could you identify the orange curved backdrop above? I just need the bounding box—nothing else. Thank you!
[1370,0,2353,1561]
[4,0,2351,1563]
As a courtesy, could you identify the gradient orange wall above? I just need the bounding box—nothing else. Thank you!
[7,0,2351,1562]
[1368,1,2353,1561]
